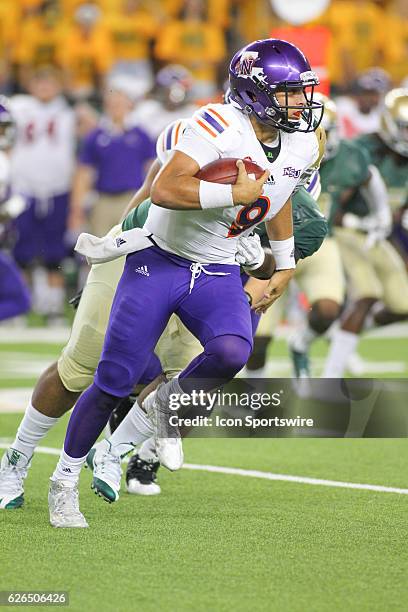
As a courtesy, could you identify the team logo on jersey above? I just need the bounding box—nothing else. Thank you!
[236,52,259,76]
[283,167,302,179]
[135,265,150,277]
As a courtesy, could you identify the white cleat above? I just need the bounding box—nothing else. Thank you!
[48,479,88,528]
[86,440,122,503]
[0,448,30,510]
[143,385,184,471]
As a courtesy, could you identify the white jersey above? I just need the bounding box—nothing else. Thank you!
[336,96,382,139]
[145,103,323,264]
[9,95,76,198]
[130,98,197,140]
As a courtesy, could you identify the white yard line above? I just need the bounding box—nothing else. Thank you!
[1,442,407,496]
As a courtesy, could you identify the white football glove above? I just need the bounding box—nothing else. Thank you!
[235,233,265,271]
[342,212,392,249]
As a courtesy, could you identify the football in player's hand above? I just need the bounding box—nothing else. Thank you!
[196,158,265,184]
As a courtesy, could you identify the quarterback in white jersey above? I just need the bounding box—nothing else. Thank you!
[146,99,323,264]
[47,39,325,528]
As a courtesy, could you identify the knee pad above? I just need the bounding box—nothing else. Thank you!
[207,335,252,375]
[95,359,135,398]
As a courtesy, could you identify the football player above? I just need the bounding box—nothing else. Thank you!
[45,38,324,527]
[321,93,408,378]
[9,66,76,323]
[0,112,326,512]
[355,88,408,269]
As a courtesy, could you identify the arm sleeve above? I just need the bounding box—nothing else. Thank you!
[174,125,220,168]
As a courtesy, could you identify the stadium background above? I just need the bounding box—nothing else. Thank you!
[1,2,408,611]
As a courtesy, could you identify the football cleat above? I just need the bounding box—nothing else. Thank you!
[126,454,161,496]
[87,440,121,503]
[48,479,88,528]
[0,448,30,510]
[143,385,184,472]
[290,347,311,378]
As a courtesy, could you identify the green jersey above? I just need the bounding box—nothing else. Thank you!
[354,133,408,211]
[319,139,371,227]
[122,189,328,262]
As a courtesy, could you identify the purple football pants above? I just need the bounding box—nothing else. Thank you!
[64,246,254,457]
[13,193,69,267]
[0,252,31,321]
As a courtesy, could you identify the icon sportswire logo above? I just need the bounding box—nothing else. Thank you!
[135,265,150,277]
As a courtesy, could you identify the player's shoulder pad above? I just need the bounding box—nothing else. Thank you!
[285,125,325,169]
[312,125,326,169]
[156,118,190,164]
[190,103,243,152]
[8,94,32,113]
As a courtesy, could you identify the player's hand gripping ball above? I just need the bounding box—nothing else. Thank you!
[196,158,268,208]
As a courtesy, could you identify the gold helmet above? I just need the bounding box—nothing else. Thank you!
[379,88,408,157]
[314,93,339,160]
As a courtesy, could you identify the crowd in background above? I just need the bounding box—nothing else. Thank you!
[0,0,407,326]
[0,0,407,101]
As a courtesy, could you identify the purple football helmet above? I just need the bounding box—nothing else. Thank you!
[0,96,16,150]
[229,39,323,133]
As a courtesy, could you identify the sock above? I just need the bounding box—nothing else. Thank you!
[51,450,86,485]
[147,376,184,407]
[246,336,270,371]
[47,286,65,316]
[322,329,359,378]
[107,400,154,457]
[290,324,318,353]
[138,437,158,462]
[11,402,59,461]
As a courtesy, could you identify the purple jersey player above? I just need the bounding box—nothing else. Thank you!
[48,39,324,528]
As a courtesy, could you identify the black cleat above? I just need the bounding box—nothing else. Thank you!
[126,454,161,496]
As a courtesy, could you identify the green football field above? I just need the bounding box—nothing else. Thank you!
[1,329,408,611]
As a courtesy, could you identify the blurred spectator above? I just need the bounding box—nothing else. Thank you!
[69,78,155,237]
[13,2,68,91]
[164,0,231,28]
[58,2,113,100]
[0,0,21,94]
[155,0,226,99]
[336,68,391,138]
[132,64,197,139]
[105,0,160,93]
[382,0,408,84]
[313,0,385,89]
[232,0,273,46]
[9,66,76,323]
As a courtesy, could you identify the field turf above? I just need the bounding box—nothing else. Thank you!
[1,331,408,611]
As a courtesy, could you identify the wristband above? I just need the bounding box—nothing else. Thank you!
[199,180,234,210]
[269,236,296,270]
